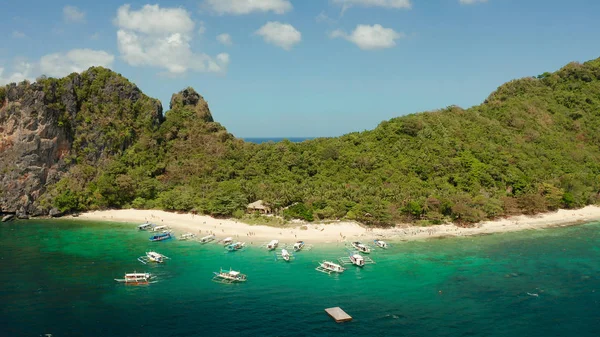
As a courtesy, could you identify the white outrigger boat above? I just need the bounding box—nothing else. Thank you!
[338,252,375,267]
[281,249,290,261]
[151,225,170,232]
[316,261,345,274]
[288,240,312,251]
[293,241,304,251]
[351,241,371,254]
[374,239,388,249]
[212,268,247,284]
[266,239,279,250]
[179,233,197,241]
[226,241,245,252]
[138,251,169,264]
[115,272,152,285]
[221,237,233,245]
[350,253,365,267]
[275,248,295,262]
[199,234,216,244]
[137,222,155,231]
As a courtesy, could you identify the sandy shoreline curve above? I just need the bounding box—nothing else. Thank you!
[65,205,600,245]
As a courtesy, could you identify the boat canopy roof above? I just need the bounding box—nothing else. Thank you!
[229,271,240,276]
[269,240,278,244]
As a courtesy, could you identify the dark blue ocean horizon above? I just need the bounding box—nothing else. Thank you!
[243,137,315,144]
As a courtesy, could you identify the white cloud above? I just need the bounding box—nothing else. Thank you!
[40,49,114,77]
[12,31,26,38]
[204,0,292,15]
[63,5,86,23]
[114,4,229,75]
[217,33,233,46]
[255,22,301,50]
[459,0,488,4]
[114,4,194,35]
[0,61,34,85]
[0,49,112,85]
[330,24,404,50]
[332,0,412,11]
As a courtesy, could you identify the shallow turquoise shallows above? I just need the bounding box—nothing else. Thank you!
[1,220,599,337]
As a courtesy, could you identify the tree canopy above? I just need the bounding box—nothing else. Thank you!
[23,58,600,226]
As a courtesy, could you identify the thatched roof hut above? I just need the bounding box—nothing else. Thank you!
[246,200,271,214]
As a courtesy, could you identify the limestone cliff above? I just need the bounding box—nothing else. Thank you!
[169,87,214,123]
[0,67,163,216]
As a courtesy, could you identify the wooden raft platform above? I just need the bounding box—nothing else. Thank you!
[325,307,353,322]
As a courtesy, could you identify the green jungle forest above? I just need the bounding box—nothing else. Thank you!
[3,57,600,227]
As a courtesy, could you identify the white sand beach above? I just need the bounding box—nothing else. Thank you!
[69,205,600,245]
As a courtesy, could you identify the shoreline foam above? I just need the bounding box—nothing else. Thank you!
[63,205,600,244]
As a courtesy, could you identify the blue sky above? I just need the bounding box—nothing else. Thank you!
[1,0,599,137]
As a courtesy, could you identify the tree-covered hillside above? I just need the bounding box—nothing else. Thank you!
[3,58,600,226]
[0,67,162,216]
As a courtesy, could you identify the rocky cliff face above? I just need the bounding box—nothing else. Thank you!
[169,87,214,123]
[0,68,163,216]
[0,82,72,216]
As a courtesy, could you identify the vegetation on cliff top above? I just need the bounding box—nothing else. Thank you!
[5,58,600,226]
[31,67,164,212]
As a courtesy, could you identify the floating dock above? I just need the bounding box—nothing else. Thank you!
[325,307,352,323]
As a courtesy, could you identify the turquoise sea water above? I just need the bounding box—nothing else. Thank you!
[1,220,599,337]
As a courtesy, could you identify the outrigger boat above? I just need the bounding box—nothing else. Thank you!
[138,251,169,264]
[179,233,197,241]
[226,242,245,252]
[293,241,305,251]
[137,222,155,231]
[338,252,375,267]
[200,234,216,244]
[349,253,365,267]
[316,261,345,274]
[149,231,172,242]
[212,268,247,284]
[281,249,291,261]
[221,237,233,245]
[374,239,388,249]
[287,240,312,251]
[114,272,152,285]
[275,248,295,262]
[266,239,279,250]
[351,241,371,254]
